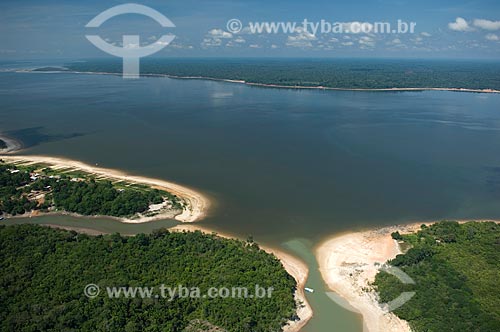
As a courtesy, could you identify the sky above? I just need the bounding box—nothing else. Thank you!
[1,0,499,59]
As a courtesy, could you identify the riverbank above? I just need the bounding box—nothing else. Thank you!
[35,222,312,332]
[24,69,500,94]
[316,223,432,332]
[171,224,313,332]
[316,220,500,332]
[0,154,311,330]
[0,155,210,223]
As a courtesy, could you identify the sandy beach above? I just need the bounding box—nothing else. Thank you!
[1,153,311,330]
[316,220,500,332]
[316,223,433,332]
[0,154,210,223]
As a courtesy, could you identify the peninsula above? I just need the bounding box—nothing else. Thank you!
[0,155,210,223]
[317,221,500,332]
[0,154,312,331]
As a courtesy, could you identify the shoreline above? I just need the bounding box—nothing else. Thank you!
[0,154,311,330]
[315,220,500,332]
[170,224,313,332]
[0,134,23,153]
[22,69,500,94]
[6,209,182,225]
[0,154,210,223]
[36,222,313,332]
[316,222,431,332]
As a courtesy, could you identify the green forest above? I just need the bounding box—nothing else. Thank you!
[0,224,297,332]
[0,161,181,218]
[63,58,500,90]
[374,221,500,332]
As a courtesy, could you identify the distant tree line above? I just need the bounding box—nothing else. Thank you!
[67,59,500,90]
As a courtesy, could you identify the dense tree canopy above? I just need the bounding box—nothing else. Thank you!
[374,221,500,332]
[0,225,297,332]
[65,59,500,90]
[50,179,169,217]
[0,163,38,215]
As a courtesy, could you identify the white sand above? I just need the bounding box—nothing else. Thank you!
[0,155,210,223]
[0,154,310,329]
[316,224,428,332]
[316,220,500,332]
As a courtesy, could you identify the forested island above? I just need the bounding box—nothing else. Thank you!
[62,58,500,90]
[0,160,182,219]
[374,221,500,331]
[0,224,298,331]
[0,139,6,150]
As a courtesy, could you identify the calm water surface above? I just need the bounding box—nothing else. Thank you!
[2,69,500,331]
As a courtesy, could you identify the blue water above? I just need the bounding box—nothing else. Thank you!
[2,63,500,331]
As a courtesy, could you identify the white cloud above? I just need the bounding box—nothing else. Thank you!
[226,36,246,47]
[421,32,432,37]
[286,38,312,48]
[124,42,139,49]
[249,44,261,48]
[473,19,500,31]
[448,17,471,32]
[201,37,222,48]
[201,28,233,48]
[208,29,233,39]
[169,42,194,49]
[271,44,278,49]
[386,38,407,49]
[317,42,335,50]
[294,27,316,40]
[286,27,316,48]
[341,41,354,46]
[485,33,499,41]
[358,35,375,47]
[412,36,424,45]
[341,22,374,34]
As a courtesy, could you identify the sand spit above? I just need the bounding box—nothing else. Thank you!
[0,155,210,223]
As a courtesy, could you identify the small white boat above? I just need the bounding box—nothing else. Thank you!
[305,287,314,293]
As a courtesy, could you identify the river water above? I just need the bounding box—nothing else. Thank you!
[2,68,500,331]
